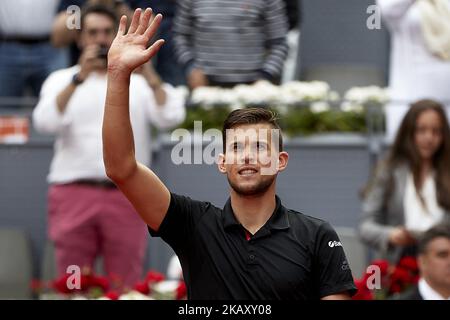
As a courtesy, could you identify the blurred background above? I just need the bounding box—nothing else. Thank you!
[1,0,449,300]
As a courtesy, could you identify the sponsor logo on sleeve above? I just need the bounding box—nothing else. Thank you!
[328,240,342,248]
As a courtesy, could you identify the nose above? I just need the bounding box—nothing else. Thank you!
[243,144,256,164]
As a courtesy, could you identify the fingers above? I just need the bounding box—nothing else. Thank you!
[128,8,142,34]
[144,13,163,40]
[136,8,152,35]
[145,39,165,59]
[117,15,127,36]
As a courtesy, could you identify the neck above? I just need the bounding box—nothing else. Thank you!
[230,185,277,235]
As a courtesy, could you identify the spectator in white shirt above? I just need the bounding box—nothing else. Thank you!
[32,4,185,290]
[377,0,450,141]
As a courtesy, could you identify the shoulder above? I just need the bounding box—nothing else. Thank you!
[286,209,338,240]
[169,193,221,216]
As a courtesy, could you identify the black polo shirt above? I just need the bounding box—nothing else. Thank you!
[149,193,357,300]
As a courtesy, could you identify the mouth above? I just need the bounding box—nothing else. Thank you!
[238,167,259,176]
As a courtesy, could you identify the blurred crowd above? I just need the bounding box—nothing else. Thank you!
[0,0,450,300]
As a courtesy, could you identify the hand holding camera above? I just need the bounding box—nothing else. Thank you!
[78,45,109,82]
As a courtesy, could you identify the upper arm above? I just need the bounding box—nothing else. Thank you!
[51,12,77,47]
[264,0,289,40]
[33,72,71,134]
[114,162,171,232]
[314,222,357,299]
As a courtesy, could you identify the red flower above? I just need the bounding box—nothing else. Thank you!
[176,281,187,300]
[352,278,373,300]
[52,274,75,294]
[78,274,109,292]
[134,281,151,295]
[145,270,165,284]
[371,259,390,276]
[104,291,119,300]
[398,256,418,271]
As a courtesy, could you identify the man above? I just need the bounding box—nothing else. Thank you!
[52,0,134,66]
[33,5,185,288]
[103,8,356,299]
[172,0,289,89]
[396,224,450,300]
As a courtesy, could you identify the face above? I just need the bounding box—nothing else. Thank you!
[414,109,443,161]
[79,13,116,50]
[218,123,288,196]
[419,237,450,291]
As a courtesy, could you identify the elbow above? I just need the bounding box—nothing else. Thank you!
[104,157,137,184]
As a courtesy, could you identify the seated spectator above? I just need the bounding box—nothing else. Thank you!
[394,223,450,300]
[0,0,68,101]
[359,99,450,263]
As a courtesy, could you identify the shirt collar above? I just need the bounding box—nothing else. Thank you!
[418,278,450,300]
[222,195,290,231]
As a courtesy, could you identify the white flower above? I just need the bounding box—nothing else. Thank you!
[150,280,182,300]
[310,101,331,113]
[344,86,389,104]
[280,81,330,102]
[118,290,154,300]
[341,101,364,113]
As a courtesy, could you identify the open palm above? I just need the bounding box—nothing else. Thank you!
[108,8,164,74]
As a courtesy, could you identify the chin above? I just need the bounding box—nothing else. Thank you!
[227,176,275,197]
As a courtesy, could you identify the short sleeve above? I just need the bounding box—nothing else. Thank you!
[148,193,207,252]
[313,222,358,298]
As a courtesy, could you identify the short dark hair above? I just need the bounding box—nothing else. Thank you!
[80,4,118,30]
[222,107,283,153]
[418,223,450,254]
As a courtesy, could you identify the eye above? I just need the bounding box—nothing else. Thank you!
[231,142,243,152]
[256,142,267,151]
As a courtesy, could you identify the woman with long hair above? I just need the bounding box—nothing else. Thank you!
[359,99,450,262]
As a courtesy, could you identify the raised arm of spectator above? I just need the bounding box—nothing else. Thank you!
[103,8,170,231]
[261,0,289,83]
[376,0,416,30]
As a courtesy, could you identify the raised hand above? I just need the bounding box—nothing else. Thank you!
[107,8,164,76]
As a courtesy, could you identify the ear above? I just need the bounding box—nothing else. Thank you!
[277,151,289,172]
[217,153,227,174]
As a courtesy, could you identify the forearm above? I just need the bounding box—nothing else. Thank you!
[103,69,137,182]
[261,40,289,81]
[141,66,167,106]
[51,12,78,47]
[56,83,77,114]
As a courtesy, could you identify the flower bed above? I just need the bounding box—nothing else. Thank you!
[33,269,186,300]
[179,81,388,136]
[352,256,420,300]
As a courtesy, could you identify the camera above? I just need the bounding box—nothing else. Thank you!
[97,46,109,60]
